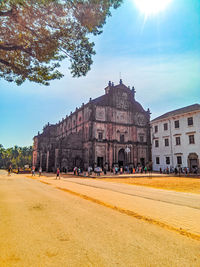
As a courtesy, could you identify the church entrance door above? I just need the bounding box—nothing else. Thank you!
[74,156,82,168]
[188,153,198,172]
[97,157,103,168]
[118,149,125,167]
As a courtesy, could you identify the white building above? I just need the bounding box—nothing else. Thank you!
[151,104,200,172]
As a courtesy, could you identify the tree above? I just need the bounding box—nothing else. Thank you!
[0,144,32,168]
[0,0,122,85]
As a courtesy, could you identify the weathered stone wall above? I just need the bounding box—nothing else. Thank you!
[33,82,151,171]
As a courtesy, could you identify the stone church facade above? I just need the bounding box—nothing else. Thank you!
[33,80,151,171]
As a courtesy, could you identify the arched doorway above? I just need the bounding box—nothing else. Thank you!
[188,153,198,172]
[61,158,68,172]
[118,149,125,167]
[74,156,82,168]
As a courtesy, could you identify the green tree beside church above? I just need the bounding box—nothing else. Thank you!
[0,144,32,169]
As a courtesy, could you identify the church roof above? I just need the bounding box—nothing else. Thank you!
[91,94,107,105]
[151,104,200,122]
[90,82,146,114]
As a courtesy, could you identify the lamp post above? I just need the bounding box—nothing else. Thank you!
[125,144,132,166]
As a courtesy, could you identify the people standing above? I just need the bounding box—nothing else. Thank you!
[88,166,92,176]
[144,166,147,174]
[31,166,35,176]
[8,165,12,176]
[39,167,42,177]
[56,168,60,179]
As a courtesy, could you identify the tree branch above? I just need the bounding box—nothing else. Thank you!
[0,58,22,73]
[0,44,33,56]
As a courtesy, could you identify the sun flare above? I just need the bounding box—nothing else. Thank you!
[134,0,172,16]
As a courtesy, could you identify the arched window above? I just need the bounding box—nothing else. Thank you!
[120,134,124,143]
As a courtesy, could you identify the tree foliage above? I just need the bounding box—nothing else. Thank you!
[0,144,32,168]
[0,0,122,85]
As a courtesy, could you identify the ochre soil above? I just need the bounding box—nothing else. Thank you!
[101,176,200,194]
[1,171,200,266]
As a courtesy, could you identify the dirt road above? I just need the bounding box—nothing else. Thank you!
[0,171,200,266]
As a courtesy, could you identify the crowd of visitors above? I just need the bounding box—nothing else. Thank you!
[6,164,199,177]
[159,166,199,175]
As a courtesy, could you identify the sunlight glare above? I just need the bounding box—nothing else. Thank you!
[134,0,172,16]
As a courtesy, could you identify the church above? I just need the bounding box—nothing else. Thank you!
[32,80,151,171]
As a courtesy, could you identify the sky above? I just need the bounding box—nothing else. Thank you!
[0,0,200,148]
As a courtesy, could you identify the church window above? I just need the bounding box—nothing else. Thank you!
[155,139,159,147]
[176,136,181,145]
[164,123,168,131]
[98,132,103,140]
[120,134,125,143]
[164,138,169,147]
[174,120,179,128]
[189,135,195,144]
[139,134,144,142]
[166,157,170,164]
[156,157,160,164]
[188,117,193,126]
[177,156,182,165]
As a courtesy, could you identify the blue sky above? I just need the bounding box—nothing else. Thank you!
[0,0,200,148]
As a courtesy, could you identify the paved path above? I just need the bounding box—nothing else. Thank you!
[64,177,200,209]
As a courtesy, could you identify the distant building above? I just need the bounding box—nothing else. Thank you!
[151,104,200,172]
[33,80,151,171]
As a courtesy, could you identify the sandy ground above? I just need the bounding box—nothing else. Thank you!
[0,170,200,266]
[34,175,200,236]
[101,176,200,194]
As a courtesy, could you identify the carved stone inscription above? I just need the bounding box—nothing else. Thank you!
[134,112,146,126]
[96,107,105,121]
[116,111,127,123]
[116,92,128,110]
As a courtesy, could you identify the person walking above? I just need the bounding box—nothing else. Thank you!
[39,167,42,177]
[8,165,12,176]
[31,166,35,176]
[144,166,147,174]
[56,168,60,179]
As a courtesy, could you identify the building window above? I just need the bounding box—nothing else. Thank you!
[155,139,159,147]
[166,157,170,165]
[120,134,125,143]
[79,117,82,122]
[177,156,182,165]
[176,136,181,145]
[154,125,158,133]
[174,120,179,128]
[139,134,144,142]
[164,123,168,131]
[164,138,169,147]
[98,132,103,141]
[156,157,160,164]
[189,134,195,144]
[188,117,193,126]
